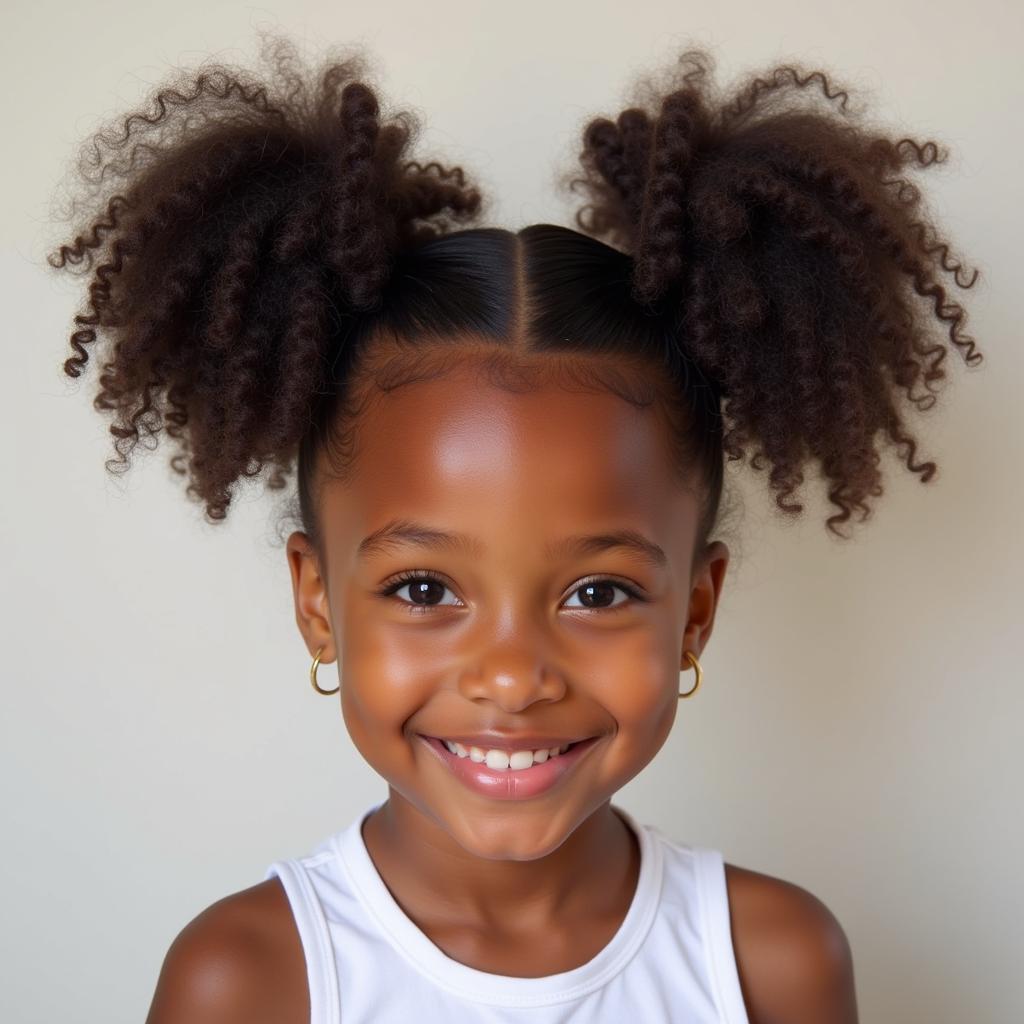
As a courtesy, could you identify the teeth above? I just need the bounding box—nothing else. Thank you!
[441,739,574,770]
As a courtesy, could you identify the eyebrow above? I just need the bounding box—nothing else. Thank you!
[357,518,668,569]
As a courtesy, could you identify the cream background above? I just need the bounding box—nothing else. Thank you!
[2,1,1021,1021]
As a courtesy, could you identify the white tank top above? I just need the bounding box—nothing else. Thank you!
[263,799,750,1023]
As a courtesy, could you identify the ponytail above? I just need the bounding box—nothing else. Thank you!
[563,48,982,535]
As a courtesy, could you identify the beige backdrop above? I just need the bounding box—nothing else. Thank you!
[3,1,1021,1021]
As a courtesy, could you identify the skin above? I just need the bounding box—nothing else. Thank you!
[146,352,858,1023]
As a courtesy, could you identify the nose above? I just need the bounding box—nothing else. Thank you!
[457,637,568,712]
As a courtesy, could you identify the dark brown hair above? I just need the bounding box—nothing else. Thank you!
[49,35,983,559]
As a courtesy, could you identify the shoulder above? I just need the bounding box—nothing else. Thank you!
[722,862,859,1024]
[145,877,308,1024]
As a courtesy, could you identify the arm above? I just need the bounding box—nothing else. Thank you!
[725,864,859,1024]
[145,880,308,1024]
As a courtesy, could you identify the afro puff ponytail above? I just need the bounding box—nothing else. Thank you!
[50,35,486,523]
[563,48,983,535]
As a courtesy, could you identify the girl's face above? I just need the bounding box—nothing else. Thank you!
[287,355,729,860]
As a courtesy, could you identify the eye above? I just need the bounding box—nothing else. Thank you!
[378,570,461,613]
[563,577,644,611]
[377,571,644,614]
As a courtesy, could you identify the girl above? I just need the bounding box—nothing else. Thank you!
[51,34,981,1024]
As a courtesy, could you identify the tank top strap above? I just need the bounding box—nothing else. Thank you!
[691,846,750,1024]
[264,857,341,1024]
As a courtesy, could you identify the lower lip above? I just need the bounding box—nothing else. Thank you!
[417,735,602,800]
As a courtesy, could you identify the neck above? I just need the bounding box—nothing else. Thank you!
[360,787,639,934]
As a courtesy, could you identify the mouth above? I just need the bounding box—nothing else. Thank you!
[416,734,602,801]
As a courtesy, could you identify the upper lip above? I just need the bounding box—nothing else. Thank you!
[422,732,597,751]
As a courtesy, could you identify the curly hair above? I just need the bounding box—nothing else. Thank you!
[49,34,983,555]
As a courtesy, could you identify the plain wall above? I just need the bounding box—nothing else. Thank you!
[3,1,1021,1021]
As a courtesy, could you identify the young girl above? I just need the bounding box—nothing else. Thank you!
[51,34,981,1024]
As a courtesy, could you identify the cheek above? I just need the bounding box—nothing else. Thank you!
[589,645,679,765]
[587,632,677,714]
[338,629,435,752]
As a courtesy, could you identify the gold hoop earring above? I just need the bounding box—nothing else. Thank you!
[310,645,340,696]
[679,650,702,699]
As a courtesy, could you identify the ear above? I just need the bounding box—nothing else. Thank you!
[285,530,336,664]
[681,540,730,670]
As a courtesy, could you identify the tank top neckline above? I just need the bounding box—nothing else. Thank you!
[333,799,665,1008]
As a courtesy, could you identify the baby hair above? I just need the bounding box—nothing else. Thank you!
[49,33,983,556]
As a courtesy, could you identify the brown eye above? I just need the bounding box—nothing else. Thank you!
[404,579,447,605]
[563,578,642,611]
[379,571,460,608]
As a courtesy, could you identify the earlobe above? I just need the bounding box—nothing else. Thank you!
[285,530,335,661]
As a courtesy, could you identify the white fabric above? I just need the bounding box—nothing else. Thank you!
[264,800,750,1022]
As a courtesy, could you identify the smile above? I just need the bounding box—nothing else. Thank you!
[439,739,575,769]
[417,734,602,800]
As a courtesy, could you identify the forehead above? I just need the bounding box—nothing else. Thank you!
[317,359,696,556]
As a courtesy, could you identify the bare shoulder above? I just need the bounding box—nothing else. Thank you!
[723,862,859,1024]
[145,877,308,1024]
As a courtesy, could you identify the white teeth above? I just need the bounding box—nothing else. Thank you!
[485,749,510,770]
[441,739,575,770]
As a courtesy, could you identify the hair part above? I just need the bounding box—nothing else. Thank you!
[293,224,726,562]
